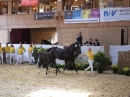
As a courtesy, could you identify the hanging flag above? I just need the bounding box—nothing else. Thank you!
[21,0,38,6]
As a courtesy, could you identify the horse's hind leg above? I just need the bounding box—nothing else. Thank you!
[38,60,42,75]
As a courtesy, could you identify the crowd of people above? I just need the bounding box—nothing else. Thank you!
[0,42,36,65]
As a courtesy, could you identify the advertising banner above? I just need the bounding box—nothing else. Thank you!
[21,0,38,6]
[100,7,130,22]
[64,9,99,23]
[34,12,55,20]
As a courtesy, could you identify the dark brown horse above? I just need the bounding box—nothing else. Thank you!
[37,47,58,76]
[54,42,81,74]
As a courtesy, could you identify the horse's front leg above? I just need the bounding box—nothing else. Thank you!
[55,63,58,76]
[72,60,78,74]
[46,63,49,76]
[62,60,68,72]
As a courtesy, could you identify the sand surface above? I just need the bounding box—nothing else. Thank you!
[0,64,130,97]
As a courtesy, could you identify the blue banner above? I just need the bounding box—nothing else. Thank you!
[73,10,82,19]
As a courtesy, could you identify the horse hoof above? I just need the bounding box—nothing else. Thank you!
[46,75,48,77]
[76,72,79,75]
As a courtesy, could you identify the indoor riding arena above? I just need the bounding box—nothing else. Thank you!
[0,64,130,97]
[0,0,130,97]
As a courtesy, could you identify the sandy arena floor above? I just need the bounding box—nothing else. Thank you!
[0,64,130,97]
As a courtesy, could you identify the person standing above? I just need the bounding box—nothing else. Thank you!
[0,43,4,64]
[4,43,10,64]
[38,46,43,53]
[79,47,94,76]
[19,43,26,63]
[76,32,83,46]
[9,45,15,65]
[31,42,36,64]
[15,46,24,65]
[28,44,33,65]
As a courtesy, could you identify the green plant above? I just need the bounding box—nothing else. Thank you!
[123,67,130,76]
[117,69,124,75]
[94,52,110,73]
[111,65,118,74]
[32,47,48,62]
[93,62,98,71]
[76,62,82,70]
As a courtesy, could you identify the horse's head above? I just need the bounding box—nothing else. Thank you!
[69,43,81,57]
[74,42,81,56]
[51,47,58,57]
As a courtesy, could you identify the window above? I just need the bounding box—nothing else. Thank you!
[63,0,92,10]
[99,0,123,8]
[39,0,57,12]
[0,1,8,15]
[12,0,38,14]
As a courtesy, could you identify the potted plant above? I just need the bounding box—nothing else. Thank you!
[111,65,118,74]
[93,62,98,71]
[117,69,124,75]
[94,52,110,73]
[76,62,82,70]
[83,62,89,69]
[123,67,130,76]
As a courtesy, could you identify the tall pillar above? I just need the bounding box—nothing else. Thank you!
[96,0,99,8]
[8,1,12,15]
[56,0,62,12]
[123,0,130,7]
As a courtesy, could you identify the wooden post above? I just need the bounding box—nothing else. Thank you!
[96,0,99,8]
[8,1,12,15]
[38,0,40,12]
[83,0,86,9]
[123,0,130,7]
[56,0,62,12]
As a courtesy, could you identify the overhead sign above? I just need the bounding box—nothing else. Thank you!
[21,0,38,6]
[34,12,55,20]
[100,7,130,22]
[64,9,100,23]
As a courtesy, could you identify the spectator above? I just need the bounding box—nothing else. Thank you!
[0,43,4,64]
[9,44,15,65]
[84,38,93,46]
[76,32,83,46]
[78,5,82,10]
[93,39,100,46]
[28,44,33,65]
[15,45,24,65]
[19,43,26,63]
[86,3,91,9]
[4,43,10,64]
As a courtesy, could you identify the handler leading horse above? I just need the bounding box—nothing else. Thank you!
[56,42,81,74]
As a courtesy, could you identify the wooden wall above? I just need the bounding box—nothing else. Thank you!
[30,28,57,44]
[0,30,8,43]
[60,27,121,46]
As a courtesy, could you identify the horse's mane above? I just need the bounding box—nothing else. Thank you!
[69,43,76,48]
